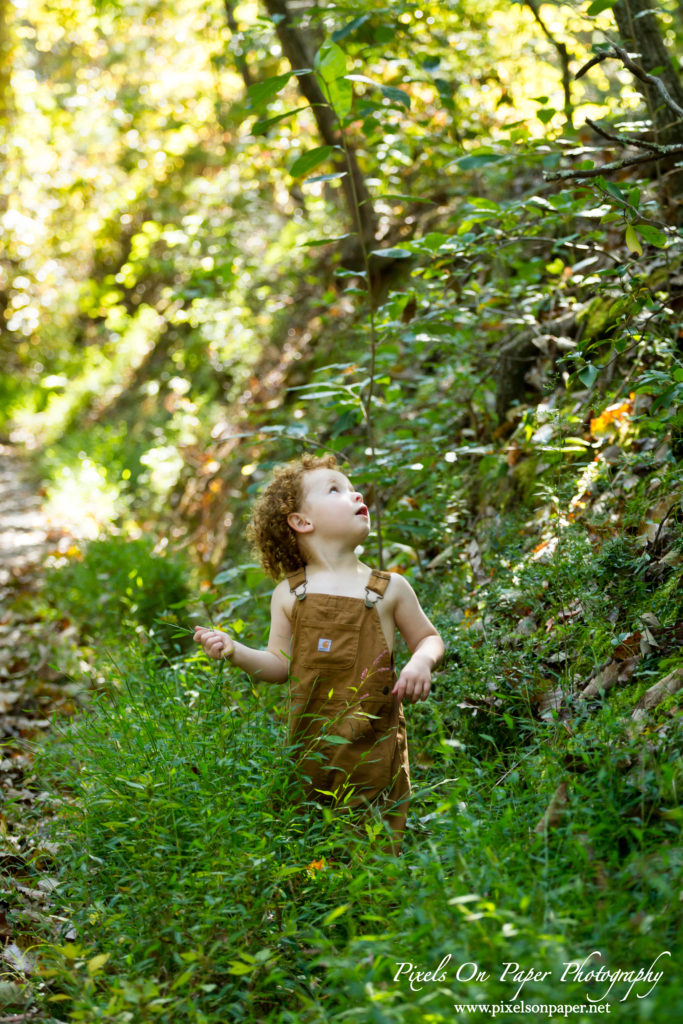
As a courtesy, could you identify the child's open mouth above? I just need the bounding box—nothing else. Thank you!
[356,505,369,517]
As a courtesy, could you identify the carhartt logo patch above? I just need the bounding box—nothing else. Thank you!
[318,638,332,652]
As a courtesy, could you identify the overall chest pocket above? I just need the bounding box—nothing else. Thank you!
[299,621,359,674]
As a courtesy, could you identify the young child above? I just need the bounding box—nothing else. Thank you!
[193,453,444,847]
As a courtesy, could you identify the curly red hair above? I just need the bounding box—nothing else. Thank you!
[246,453,340,579]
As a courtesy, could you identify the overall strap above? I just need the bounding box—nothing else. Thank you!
[287,566,308,601]
[364,569,392,608]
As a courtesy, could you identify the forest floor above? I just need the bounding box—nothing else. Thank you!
[0,444,87,1020]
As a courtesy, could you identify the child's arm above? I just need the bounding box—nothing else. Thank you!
[193,582,292,684]
[391,575,445,704]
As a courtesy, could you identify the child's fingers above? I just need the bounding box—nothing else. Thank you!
[393,672,431,703]
[194,627,233,660]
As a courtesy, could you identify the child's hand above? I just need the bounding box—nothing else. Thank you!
[194,625,234,661]
[393,655,432,704]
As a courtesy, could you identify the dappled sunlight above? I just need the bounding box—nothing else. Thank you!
[43,458,120,538]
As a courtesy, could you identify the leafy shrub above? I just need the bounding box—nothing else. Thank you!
[44,535,190,640]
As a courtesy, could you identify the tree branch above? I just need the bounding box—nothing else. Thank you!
[584,116,666,153]
[575,44,683,121]
[544,142,683,182]
[611,43,683,121]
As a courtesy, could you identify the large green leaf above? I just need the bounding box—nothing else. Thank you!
[290,145,336,178]
[246,73,293,109]
[314,41,352,118]
[636,225,668,248]
[315,41,347,82]
[587,0,618,14]
[579,364,599,387]
[251,108,306,135]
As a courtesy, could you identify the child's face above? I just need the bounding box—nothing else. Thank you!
[296,467,370,541]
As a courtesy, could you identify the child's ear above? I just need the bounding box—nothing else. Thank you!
[287,511,314,534]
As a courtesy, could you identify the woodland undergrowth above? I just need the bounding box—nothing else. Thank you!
[2,363,682,1023]
[1,4,683,1021]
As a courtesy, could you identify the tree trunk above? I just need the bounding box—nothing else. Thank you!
[612,0,683,145]
[261,0,377,250]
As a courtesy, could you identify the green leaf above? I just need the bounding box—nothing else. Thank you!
[315,41,347,82]
[579,364,599,387]
[323,903,350,926]
[315,41,353,117]
[627,187,641,209]
[587,0,617,14]
[295,390,345,400]
[332,15,369,41]
[374,193,435,204]
[625,224,642,255]
[251,108,306,135]
[227,961,254,976]
[300,234,352,247]
[468,197,500,211]
[603,180,626,204]
[346,75,410,107]
[379,85,411,108]
[322,734,352,744]
[455,152,505,169]
[537,107,556,124]
[246,73,292,109]
[374,25,395,44]
[636,224,668,248]
[290,145,335,177]
[370,247,413,258]
[87,953,110,976]
[328,76,354,118]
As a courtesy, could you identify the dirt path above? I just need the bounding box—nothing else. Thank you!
[0,446,86,1015]
[0,441,80,716]
[0,444,66,593]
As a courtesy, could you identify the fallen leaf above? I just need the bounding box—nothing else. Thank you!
[0,943,36,976]
[579,661,620,700]
[632,666,683,719]
[536,684,565,718]
[613,632,641,660]
[531,536,558,563]
[590,394,634,438]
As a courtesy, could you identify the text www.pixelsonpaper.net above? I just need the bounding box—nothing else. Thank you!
[452,1003,611,1017]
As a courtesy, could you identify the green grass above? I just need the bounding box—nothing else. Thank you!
[14,397,683,1023]
[30,625,682,1023]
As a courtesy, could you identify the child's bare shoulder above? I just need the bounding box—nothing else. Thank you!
[384,571,427,618]
[271,577,297,621]
[384,569,415,599]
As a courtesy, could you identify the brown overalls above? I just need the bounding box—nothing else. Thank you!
[286,566,411,844]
